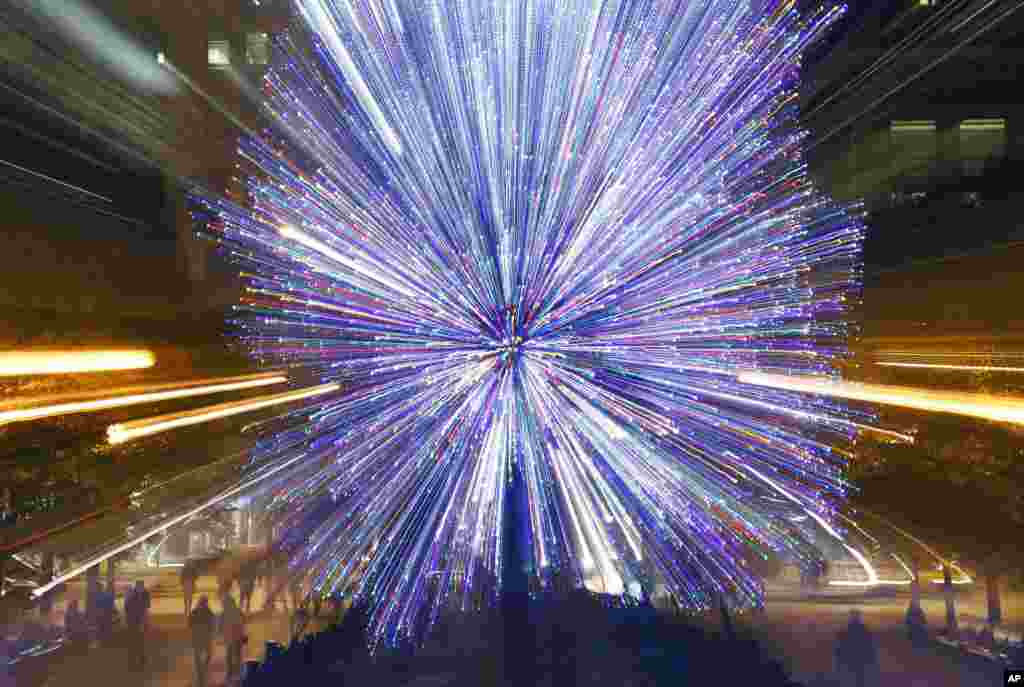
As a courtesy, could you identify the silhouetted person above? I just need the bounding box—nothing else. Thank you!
[264,557,290,613]
[1007,639,1024,669]
[311,591,322,618]
[181,561,197,618]
[289,577,304,613]
[942,563,958,636]
[239,568,256,614]
[0,635,14,687]
[221,592,246,685]
[291,604,309,642]
[834,609,879,687]
[327,594,343,624]
[64,599,89,649]
[905,600,928,647]
[125,580,151,666]
[85,576,101,632]
[95,581,115,645]
[190,596,216,687]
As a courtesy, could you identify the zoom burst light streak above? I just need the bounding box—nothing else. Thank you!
[193,0,863,646]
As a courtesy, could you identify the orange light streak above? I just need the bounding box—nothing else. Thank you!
[0,373,287,426]
[877,362,1024,373]
[0,349,155,376]
[739,372,1024,427]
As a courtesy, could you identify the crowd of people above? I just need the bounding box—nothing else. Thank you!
[60,577,151,653]
[181,552,331,687]
[5,553,1021,687]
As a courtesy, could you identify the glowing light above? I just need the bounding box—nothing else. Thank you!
[739,372,1024,427]
[854,424,915,443]
[32,447,314,599]
[877,362,1024,373]
[0,349,155,376]
[107,382,341,444]
[191,0,859,645]
[0,373,287,426]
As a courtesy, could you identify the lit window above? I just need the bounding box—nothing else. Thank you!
[959,118,1005,132]
[208,39,231,67]
[959,118,1006,171]
[246,33,270,65]
[890,120,936,133]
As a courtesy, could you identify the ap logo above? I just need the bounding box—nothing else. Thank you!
[1007,669,1023,684]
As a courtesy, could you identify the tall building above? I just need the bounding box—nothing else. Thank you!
[800,0,1024,349]
[0,0,290,331]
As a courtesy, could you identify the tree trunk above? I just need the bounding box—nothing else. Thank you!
[910,555,922,607]
[985,567,1003,625]
[943,563,958,635]
[39,553,56,616]
[86,563,99,610]
[719,593,736,641]
[106,555,116,592]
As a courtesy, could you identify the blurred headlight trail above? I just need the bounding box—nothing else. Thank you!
[0,372,287,426]
[739,372,1024,427]
[107,382,341,444]
[0,349,155,376]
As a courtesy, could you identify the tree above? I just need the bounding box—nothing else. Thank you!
[851,416,1024,626]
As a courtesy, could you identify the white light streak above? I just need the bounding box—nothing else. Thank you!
[32,448,315,598]
[107,382,341,444]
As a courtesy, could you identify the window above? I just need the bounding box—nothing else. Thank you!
[959,118,1005,132]
[889,121,937,178]
[208,39,231,67]
[246,33,270,66]
[890,120,936,133]
[959,118,1006,173]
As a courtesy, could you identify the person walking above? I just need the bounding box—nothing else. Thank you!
[288,577,304,614]
[290,602,309,643]
[311,590,322,619]
[125,580,151,667]
[834,609,879,687]
[905,599,929,648]
[190,596,216,687]
[95,581,115,646]
[85,576,101,634]
[239,566,256,615]
[181,560,197,618]
[327,594,342,624]
[220,592,247,686]
[64,599,89,650]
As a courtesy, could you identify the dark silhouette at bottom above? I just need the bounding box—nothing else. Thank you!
[240,592,804,687]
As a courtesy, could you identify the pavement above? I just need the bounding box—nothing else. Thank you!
[17,567,1024,687]
[32,569,327,687]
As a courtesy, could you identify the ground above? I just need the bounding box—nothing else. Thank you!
[20,565,1023,686]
